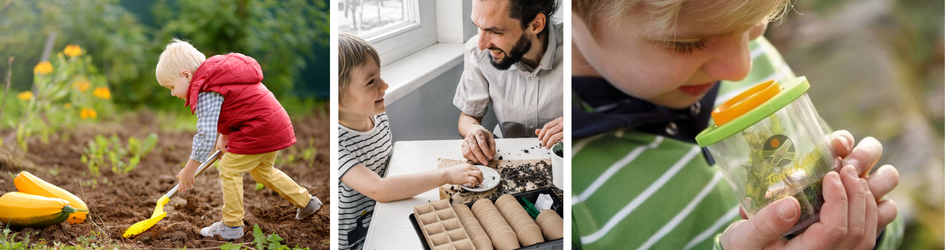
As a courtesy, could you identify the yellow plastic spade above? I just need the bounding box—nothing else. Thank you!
[123,150,223,238]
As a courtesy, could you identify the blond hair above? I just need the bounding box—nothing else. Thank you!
[574,0,790,40]
[156,38,206,84]
[338,33,380,103]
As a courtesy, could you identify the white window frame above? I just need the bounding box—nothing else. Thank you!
[353,0,438,67]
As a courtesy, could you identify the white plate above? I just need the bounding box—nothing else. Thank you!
[460,165,500,192]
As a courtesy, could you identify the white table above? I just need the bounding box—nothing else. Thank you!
[362,138,553,250]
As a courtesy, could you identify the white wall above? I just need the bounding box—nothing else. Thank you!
[386,64,498,142]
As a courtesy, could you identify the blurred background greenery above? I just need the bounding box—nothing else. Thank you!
[764,0,943,249]
[0,0,329,115]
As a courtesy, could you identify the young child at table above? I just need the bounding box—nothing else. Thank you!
[337,33,484,250]
[156,39,322,240]
[570,0,902,249]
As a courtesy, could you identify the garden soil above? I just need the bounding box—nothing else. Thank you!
[0,107,331,249]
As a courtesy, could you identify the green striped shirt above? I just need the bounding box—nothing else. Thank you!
[571,37,903,249]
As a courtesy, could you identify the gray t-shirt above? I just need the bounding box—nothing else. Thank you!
[453,20,564,138]
[338,113,392,250]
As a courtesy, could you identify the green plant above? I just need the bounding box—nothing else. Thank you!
[276,137,317,167]
[0,229,33,249]
[301,138,317,168]
[13,45,114,152]
[81,133,158,176]
[217,224,310,250]
[738,118,830,227]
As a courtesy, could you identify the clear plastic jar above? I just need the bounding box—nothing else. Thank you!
[696,77,835,236]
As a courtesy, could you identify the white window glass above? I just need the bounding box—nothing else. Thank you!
[339,0,416,38]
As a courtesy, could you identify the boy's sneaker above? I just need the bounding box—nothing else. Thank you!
[199,221,243,239]
[296,196,322,220]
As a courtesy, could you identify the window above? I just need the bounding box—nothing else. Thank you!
[338,0,437,66]
[339,0,413,37]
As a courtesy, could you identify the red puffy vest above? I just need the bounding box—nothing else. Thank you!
[185,53,296,155]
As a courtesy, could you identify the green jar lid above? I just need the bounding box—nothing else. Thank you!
[695,76,810,147]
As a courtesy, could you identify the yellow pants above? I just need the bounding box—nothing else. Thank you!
[219,151,311,227]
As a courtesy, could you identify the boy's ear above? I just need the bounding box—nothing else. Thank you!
[179,69,192,79]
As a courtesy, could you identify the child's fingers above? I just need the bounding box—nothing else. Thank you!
[471,169,483,185]
[719,197,798,249]
[830,130,855,157]
[867,164,899,201]
[876,199,898,235]
[792,171,848,249]
[843,137,883,177]
[859,180,878,250]
[840,165,868,249]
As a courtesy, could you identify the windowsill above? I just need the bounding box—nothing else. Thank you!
[381,43,465,105]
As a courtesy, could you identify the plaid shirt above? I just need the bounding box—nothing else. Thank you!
[191,91,224,163]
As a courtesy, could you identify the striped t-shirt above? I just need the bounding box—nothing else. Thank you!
[338,113,392,250]
[571,37,903,249]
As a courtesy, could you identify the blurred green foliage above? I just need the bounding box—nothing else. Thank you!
[0,0,150,105]
[0,0,329,111]
[151,0,329,107]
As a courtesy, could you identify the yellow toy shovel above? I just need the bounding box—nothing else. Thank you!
[123,150,224,238]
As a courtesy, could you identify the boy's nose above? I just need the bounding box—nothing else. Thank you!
[702,39,752,82]
[379,78,389,92]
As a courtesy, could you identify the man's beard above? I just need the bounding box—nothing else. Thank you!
[489,33,532,70]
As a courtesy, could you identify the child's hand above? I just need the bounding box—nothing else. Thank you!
[443,164,483,187]
[829,130,900,234]
[535,117,563,149]
[214,133,229,153]
[721,165,880,249]
[176,159,201,193]
[462,128,495,165]
[177,167,195,193]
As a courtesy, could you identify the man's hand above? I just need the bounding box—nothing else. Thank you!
[535,117,564,149]
[443,164,484,187]
[721,165,880,250]
[462,127,495,165]
[214,133,229,153]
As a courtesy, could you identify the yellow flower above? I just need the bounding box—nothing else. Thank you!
[73,81,91,92]
[17,91,33,101]
[93,87,111,99]
[64,103,73,109]
[64,44,82,57]
[80,108,97,120]
[33,61,52,75]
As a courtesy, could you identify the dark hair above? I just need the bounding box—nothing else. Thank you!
[508,0,560,33]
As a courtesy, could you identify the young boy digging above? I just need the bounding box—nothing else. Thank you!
[571,0,902,249]
[156,39,322,239]
[337,33,484,250]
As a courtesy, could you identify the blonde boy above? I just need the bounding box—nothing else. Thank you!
[571,1,902,249]
[156,39,322,240]
[337,33,483,250]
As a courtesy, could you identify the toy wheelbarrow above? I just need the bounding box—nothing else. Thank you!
[123,150,224,238]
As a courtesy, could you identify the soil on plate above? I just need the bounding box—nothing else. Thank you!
[0,108,331,249]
